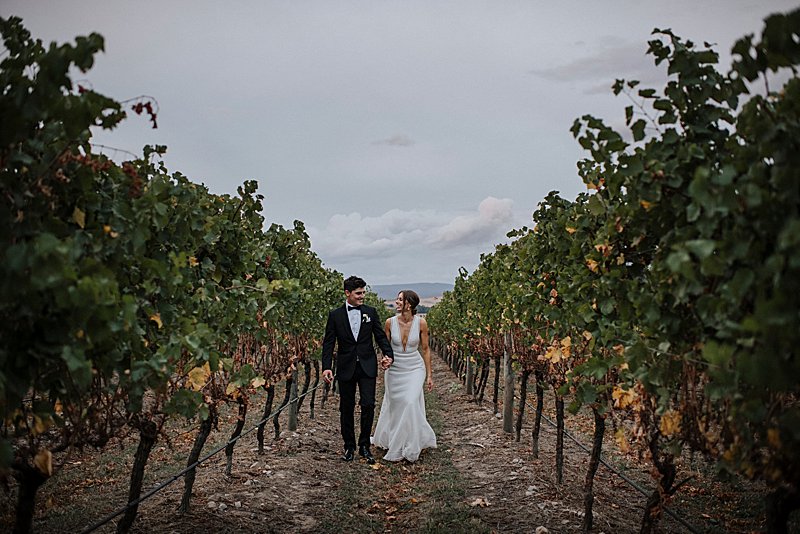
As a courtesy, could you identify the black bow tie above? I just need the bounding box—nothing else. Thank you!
[347,304,362,312]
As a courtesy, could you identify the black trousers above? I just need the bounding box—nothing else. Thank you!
[337,362,376,449]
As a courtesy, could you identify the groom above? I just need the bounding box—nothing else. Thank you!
[322,276,393,464]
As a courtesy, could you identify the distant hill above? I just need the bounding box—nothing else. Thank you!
[370,283,453,300]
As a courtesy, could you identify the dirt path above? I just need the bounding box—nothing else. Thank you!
[12,350,766,533]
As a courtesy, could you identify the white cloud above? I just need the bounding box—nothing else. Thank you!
[307,196,521,283]
[428,197,514,246]
[308,208,439,261]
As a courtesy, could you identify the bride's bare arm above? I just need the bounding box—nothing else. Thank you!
[382,318,393,369]
[420,318,433,391]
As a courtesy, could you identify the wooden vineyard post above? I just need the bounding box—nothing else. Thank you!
[502,332,515,434]
[288,366,299,432]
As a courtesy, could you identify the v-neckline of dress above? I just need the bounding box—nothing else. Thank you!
[397,315,415,352]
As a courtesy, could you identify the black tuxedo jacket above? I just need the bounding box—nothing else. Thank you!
[322,303,393,382]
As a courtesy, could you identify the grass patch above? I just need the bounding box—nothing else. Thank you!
[313,462,386,533]
[416,391,490,534]
[311,386,490,533]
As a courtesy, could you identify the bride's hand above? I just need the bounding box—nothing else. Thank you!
[426,375,433,391]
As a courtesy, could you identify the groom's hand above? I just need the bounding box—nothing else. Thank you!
[381,356,392,370]
[322,369,333,383]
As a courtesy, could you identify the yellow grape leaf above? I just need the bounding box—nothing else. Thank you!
[616,254,626,265]
[582,331,593,341]
[566,226,577,234]
[560,337,572,357]
[188,256,199,267]
[594,243,612,256]
[612,386,635,409]
[149,313,163,329]
[640,200,653,210]
[34,450,53,477]
[615,428,630,453]
[586,259,599,273]
[544,346,562,363]
[767,428,782,449]
[187,363,211,391]
[250,376,266,389]
[659,409,682,437]
[72,206,85,228]
[226,382,240,397]
[32,414,53,435]
[704,429,719,446]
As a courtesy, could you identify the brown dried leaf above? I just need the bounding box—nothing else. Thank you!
[468,497,490,507]
[34,449,53,477]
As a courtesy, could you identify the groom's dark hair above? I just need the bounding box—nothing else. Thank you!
[343,275,367,292]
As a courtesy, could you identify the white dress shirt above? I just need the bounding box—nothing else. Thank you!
[346,302,361,339]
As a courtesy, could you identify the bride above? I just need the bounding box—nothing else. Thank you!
[372,290,437,462]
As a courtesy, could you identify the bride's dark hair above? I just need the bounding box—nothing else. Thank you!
[400,290,420,315]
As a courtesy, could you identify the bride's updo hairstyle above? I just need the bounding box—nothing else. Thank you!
[401,290,420,315]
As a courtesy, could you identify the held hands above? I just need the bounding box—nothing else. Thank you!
[322,369,334,384]
[380,356,393,370]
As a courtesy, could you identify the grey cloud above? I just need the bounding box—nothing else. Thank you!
[372,134,415,147]
[307,197,524,284]
[308,197,518,262]
[8,0,793,285]
[530,39,667,94]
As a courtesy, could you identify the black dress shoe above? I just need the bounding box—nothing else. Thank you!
[342,448,355,461]
[359,445,376,465]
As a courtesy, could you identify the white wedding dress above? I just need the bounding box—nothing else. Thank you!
[372,315,437,462]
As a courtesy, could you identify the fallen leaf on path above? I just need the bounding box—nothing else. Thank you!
[469,497,490,507]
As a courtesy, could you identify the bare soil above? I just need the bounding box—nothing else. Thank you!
[1,350,791,533]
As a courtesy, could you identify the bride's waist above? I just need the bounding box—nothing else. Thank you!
[392,350,421,357]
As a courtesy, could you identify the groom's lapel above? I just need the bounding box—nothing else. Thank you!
[356,307,371,342]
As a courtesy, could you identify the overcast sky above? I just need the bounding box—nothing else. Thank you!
[3,1,795,284]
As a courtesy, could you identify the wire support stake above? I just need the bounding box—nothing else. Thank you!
[519,395,700,534]
[80,373,334,534]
